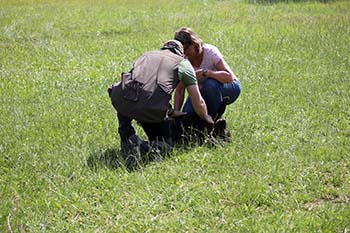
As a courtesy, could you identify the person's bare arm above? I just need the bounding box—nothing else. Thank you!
[186,85,213,124]
[197,58,237,84]
[174,81,185,111]
[170,82,187,118]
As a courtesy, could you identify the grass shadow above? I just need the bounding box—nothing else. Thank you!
[87,148,122,171]
[86,146,170,172]
[86,132,230,172]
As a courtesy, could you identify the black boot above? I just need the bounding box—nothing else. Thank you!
[125,134,151,170]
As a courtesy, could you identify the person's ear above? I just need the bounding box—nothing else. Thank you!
[195,45,200,53]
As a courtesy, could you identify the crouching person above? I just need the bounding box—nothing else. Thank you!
[108,40,213,169]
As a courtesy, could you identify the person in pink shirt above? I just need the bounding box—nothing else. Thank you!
[174,27,241,120]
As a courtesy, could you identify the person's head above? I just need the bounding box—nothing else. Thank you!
[161,40,184,57]
[174,27,203,58]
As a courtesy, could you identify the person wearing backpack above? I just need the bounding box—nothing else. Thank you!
[108,40,213,168]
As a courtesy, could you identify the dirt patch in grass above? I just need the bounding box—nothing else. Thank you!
[304,195,350,211]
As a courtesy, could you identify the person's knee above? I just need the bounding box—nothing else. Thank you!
[227,81,242,104]
[201,79,221,103]
[202,78,220,93]
[236,81,242,94]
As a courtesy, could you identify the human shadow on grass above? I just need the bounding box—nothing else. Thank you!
[87,134,229,172]
[87,107,232,171]
[87,148,121,171]
[87,117,231,172]
[86,144,173,172]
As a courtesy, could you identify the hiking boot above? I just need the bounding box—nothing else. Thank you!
[150,140,173,155]
[128,134,151,156]
[125,154,138,170]
[124,134,152,170]
[120,139,133,155]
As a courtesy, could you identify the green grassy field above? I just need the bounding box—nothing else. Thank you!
[1,0,349,232]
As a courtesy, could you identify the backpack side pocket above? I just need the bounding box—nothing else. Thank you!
[121,72,142,102]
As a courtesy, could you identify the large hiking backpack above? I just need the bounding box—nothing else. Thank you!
[108,50,184,123]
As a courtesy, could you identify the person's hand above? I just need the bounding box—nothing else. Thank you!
[195,69,202,78]
[172,110,187,118]
[205,114,214,125]
[195,70,202,79]
[195,69,209,79]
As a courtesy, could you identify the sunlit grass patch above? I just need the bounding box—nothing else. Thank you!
[1,0,349,232]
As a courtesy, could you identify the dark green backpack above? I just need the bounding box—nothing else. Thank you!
[108,50,184,123]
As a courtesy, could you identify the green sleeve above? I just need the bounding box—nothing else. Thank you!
[178,59,197,87]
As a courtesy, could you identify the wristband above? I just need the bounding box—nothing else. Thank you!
[202,69,208,77]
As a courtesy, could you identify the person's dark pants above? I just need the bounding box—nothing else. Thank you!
[117,113,136,141]
[140,121,174,146]
[117,112,174,146]
[183,79,242,118]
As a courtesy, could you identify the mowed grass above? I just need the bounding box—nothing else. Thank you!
[1,0,349,232]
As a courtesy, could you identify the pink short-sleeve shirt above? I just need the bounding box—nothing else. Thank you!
[199,44,223,71]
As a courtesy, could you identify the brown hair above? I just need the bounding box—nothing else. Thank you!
[174,27,203,53]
